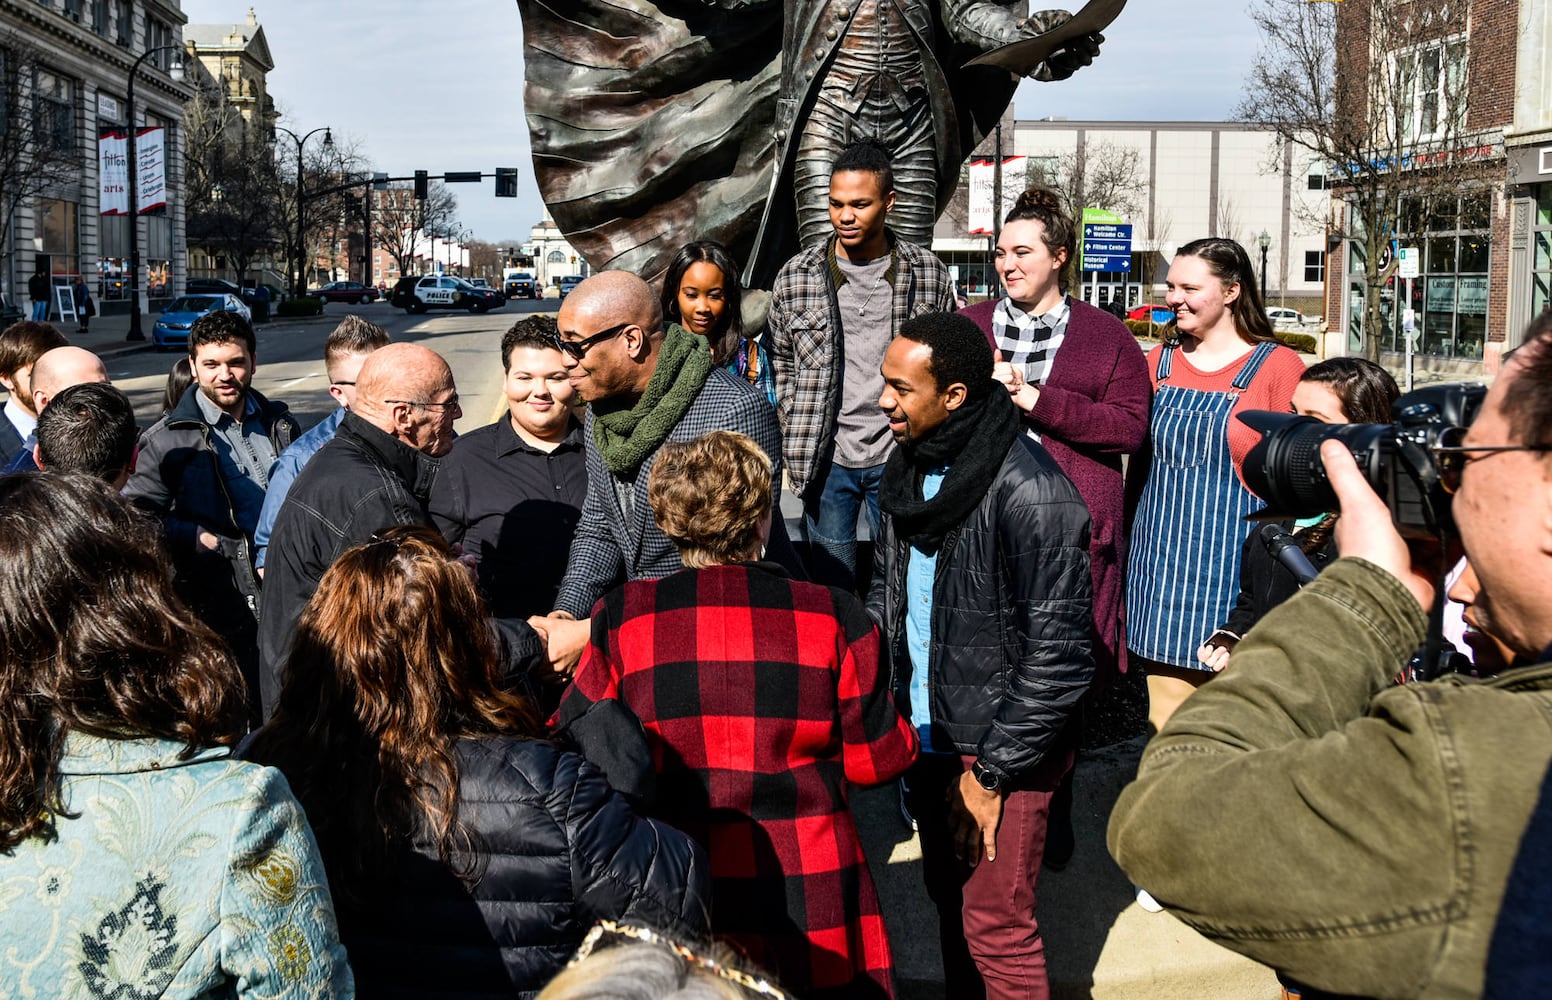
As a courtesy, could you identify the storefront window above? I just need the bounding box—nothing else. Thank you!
[1389,192,1490,359]
[1531,187,1552,318]
[99,213,128,299]
[146,214,171,299]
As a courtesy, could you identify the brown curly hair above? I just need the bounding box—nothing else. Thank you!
[648,431,772,568]
[245,525,543,906]
[0,473,247,852]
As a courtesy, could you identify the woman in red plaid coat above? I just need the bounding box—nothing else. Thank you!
[558,430,919,999]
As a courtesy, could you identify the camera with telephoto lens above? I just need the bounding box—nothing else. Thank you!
[1238,382,1486,539]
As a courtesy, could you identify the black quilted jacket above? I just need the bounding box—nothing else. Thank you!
[338,736,709,999]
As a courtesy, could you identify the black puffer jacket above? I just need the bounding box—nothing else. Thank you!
[867,437,1093,785]
[339,737,710,999]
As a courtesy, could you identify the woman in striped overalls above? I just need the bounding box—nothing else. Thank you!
[1126,238,1307,733]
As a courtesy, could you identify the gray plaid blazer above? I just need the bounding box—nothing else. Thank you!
[767,232,957,497]
[553,366,782,618]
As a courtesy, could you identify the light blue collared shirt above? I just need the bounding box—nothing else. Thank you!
[905,468,947,752]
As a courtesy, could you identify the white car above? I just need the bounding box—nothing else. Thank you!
[1267,306,1321,328]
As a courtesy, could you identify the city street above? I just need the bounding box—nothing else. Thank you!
[109,299,555,433]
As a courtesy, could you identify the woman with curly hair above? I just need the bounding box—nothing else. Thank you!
[559,430,917,999]
[0,472,351,998]
[246,525,707,998]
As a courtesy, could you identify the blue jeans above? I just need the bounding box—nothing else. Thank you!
[30,299,48,321]
[801,461,884,589]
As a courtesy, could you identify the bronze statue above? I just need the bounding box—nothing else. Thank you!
[515,1,1112,290]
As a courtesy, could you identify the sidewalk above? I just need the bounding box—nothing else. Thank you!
[857,737,1278,999]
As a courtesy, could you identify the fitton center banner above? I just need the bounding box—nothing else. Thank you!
[98,127,166,215]
[967,156,1027,235]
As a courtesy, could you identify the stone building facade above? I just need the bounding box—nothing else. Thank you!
[1,0,191,316]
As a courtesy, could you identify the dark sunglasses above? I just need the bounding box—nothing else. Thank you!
[552,322,632,361]
[1433,425,1552,494]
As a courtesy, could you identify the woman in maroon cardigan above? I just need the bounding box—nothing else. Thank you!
[962,187,1152,699]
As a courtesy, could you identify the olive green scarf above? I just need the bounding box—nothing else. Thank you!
[592,323,713,476]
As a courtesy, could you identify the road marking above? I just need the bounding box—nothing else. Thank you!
[279,374,321,388]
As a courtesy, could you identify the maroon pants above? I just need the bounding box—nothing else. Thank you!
[904,751,1070,1000]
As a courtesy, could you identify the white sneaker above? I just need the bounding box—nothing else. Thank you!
[1135,886,1164,913]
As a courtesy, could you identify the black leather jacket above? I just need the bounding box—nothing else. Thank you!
[318,737,709,999]
[866,437,1093,784]
[125,386,298,636]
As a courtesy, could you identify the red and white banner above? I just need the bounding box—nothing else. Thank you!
[967,156,1028,235]
[98,127,166,214]
[136,127,166,213]
[99,130,129,215]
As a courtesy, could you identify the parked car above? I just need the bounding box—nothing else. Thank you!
[187,278,267,309]
[558,274,585,300]
[504,272,539,299]
[307,281,380,305]
[152,294,252,351]
[467,278,491,289]
[1267,306,1321,328]
[391,275,506,314]
[1128,304,1175,325]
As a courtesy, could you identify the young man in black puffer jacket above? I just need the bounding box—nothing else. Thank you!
[867,311,1092,999]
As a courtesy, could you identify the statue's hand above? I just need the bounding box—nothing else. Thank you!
[1032,31,1104,82]
[1019,8,1074,36]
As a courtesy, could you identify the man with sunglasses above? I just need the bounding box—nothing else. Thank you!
[536,270,786,675]
[258,342,468,718]
[1110,317,1552,997]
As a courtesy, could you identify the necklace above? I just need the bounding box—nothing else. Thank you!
[857,275,885,316]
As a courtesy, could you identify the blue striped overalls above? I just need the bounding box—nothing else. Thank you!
[1126,341,1277,669]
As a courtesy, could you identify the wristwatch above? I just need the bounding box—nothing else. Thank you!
[971,759,1002,793]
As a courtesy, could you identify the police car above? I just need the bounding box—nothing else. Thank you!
[390,275,506,314]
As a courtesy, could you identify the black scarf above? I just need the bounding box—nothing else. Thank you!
[878,387,1021,553]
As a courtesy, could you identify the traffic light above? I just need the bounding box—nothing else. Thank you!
[495,167,518,199]
[413,170,428,200]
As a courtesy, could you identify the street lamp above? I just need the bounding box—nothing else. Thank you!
[1258,230,1272,297]
[275,124,334,299]
[125,45,185,341]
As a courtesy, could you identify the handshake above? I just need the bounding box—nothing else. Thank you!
[526,612,592,677]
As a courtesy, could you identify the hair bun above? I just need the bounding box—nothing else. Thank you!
[1014,186,1066,217]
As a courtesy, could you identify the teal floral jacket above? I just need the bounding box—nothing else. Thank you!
[0,734,354,999]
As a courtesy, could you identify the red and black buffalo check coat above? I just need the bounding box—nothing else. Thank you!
[559,562,919,999]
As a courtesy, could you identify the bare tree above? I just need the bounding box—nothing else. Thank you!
[1028,139,1145,219]
[0,32,85,302]
[183,85,282,284]
[1237,0,1485,361]
[371,181,458,277]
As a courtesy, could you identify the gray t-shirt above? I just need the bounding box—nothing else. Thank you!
[833,252,894,469]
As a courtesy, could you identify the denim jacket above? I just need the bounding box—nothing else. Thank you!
[0,734,353,998]
[1108,559,1552,998]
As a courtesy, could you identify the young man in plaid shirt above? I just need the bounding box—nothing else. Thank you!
[767,141,958,589]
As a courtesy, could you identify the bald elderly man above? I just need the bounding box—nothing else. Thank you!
[2,345,110,474]
[537,270,794,672]
[256,343,461,713]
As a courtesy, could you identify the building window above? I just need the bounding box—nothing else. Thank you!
[1529,187,1552,321]
[90,0,108,34]
[62,0,83,22]
[1303,250,1325,283]
[1393,36,1467,142]
[113,0,130,46]
[146,18,175,69]
[1385,191,1489,360]
[1307,173,1328,191]
[36,198,79,281]
[34,70,75,154]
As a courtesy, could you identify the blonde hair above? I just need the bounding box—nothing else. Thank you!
[648,431,771,568]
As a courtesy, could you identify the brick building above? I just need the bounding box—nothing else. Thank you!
[1324,0,1521,374]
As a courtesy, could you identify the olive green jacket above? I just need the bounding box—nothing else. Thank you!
[1108,558,1552,998]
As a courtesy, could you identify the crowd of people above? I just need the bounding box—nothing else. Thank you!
[1,136,1550,1000]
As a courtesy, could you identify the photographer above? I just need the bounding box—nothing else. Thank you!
[1108,318,1552,998]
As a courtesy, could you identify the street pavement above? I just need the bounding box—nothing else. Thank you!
[31,302,1281,998]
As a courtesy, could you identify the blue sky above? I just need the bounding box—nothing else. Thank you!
[184,0,1261,245]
